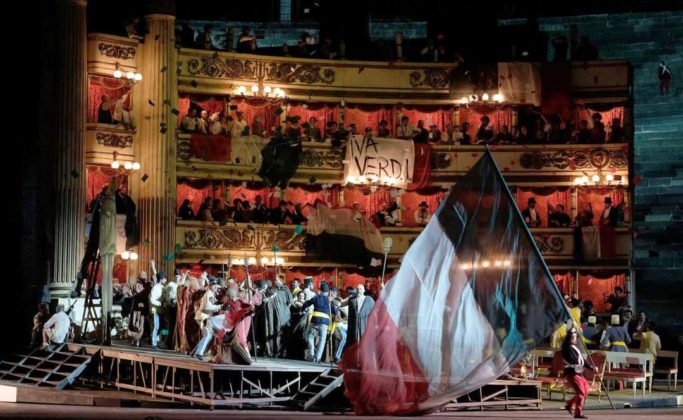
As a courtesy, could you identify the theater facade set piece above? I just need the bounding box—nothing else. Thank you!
[36,14,635,415]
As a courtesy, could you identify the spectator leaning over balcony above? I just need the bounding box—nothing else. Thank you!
[459,122,472,145]
[397,116,419,140]
[658,61,672,95]
[576,120,591,144]
[197,197,213,222]
[590,113,605,142]
[608,118,626,143]
[251,115,266,137]
[98,95,116,124]
[494,124,514,144]
[229,111,248,139]
[196,24,216,50]
[237,27,257,53]
[428,123,442,143]
[197,110,210,134]
[522,197,541,227]
[475,115,494,144]
[252,195,269,223]
[549,204,571,227]
[304,117,322,141]
[180,108,199,133]
[178,199,195,220]
[209,112,226,135]
[514,125,531,144]
[377,120,391,137]
[412,120,429,143]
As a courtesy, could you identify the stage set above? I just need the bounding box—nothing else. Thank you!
[10,3,648,415]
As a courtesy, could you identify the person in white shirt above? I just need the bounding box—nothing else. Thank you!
[42,304,71,349]
[229,111,248,139]
[197,110,210,134]
[209,112,226,135]
[522,197,541,227]
[195,278,223,359]
[396,116,419,140]
[181,108,199,133]
[149,270,166,349]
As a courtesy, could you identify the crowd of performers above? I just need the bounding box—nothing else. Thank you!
[119,265,376,365]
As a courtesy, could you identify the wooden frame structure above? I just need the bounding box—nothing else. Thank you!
[444,379,543,411]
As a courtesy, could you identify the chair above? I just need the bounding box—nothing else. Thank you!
[654,350,678,391]
[550,352,607,402]
[537,351,564,398]
[603,351,652,398]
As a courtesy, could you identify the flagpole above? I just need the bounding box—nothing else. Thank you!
[244,251,258,362]
[483,145,616,412]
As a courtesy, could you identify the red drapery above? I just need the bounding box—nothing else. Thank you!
[343,188,393,218]
[287,102,339,127]
[190,134,231,162]
[86,166,128,212]
[577,187,626,222]
[399,188,447,226]
[399,105,454,132]
[282,186,340,215]
[459,105,514,138]
[408,143,433,191]
[285,269,335,290]
[514,188,571,228]
[343,104,396,135]
[577,273,627,313]
[88,76,132,123]
[176,180,225,214]
[228,183,275,207]
[233,97,282,136]
[574,106,625,129]
[178,97,226,123]
[553,272,573,297]
[540,63,573,122]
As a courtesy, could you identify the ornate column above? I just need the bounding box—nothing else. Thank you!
[50,0,88,297]
[137,13,178,274]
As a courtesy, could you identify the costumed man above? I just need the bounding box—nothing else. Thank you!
[174,272,201,353]
[254,279,292,357]
[148,265,166,349]
[290,278,302,298]
[581,316,601,350]
[194,277,223,360]
[342,283,375,349]
[414,201,431,226]
[330,287,348,364]
[302,277,316,301]
[212,284,255,365]
[237,276,262,357]
[522,197,541,227]
[600,197,618,227]
[302,282,337,363]
[162,269,181,350]
[99,177,118,342]
[288,291,309,360]
[600,314,631,352]
[128,271,150,347]
[562,329,598,419]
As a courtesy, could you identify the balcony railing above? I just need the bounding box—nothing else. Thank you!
[176,134,630,186]
[175,221,630,268]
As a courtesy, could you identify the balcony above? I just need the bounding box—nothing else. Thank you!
[86,123,136,166]
[175,221,630,269]
[176,134,629,186]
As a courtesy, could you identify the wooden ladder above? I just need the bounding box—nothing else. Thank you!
[291,368,344,411]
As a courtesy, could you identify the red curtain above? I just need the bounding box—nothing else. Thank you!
[400,105,453,132]
[228,183,275,207]
[399,188,447,226]
[190,134,232,162]
[577,273,627,313]
[176,179,225,214]
[86,166,128,212]
[514,188,571,227]
[574,106,625,129]
[577,187,626,222]
[233,97,282,136]
[459,105,514,138]
[408,143,433,191]
[553,272,573,297]
[287,102,339,127]
[283,185,340,215]
[178,97,226,123]
[343,104,396,135]
[89,76,132,123]
[540,63,573,122]
[343,187,393,218]
[285,268,335,290]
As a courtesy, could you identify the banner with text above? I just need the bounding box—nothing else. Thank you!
[344,135,415,189]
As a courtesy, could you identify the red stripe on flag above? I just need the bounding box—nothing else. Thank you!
[341,299,430,415]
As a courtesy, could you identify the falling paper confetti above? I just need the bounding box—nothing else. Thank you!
[160,65,168,73]
[141,173,149,182]
[148,99,156,106]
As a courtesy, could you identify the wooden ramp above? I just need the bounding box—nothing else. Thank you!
[291,368,344,411]
[444,379,543,411]
[0,344,98,389]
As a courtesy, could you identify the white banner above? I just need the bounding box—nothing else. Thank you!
[344,135,415,188]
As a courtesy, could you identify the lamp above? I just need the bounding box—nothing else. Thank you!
[481,93,490,101]
[236,84,285,98]
[112,62,141,83]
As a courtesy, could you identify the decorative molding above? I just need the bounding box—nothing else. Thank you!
[96,131,134,148]
[300,147,343,169]
[265,63,335,84]
[187,56,257,79]
[409,69,450,89]
[519,148,628,171]
[184,226,305,252]
[177,138,192,161]
[533,234,565,253]
[97,43,136,60]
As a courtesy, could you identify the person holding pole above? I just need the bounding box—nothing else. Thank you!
[562,329,598,419]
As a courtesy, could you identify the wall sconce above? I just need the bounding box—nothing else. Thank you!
[113,62,142,83]
[236,84,285,98]
[574,173,622,186]
[111,151,140,171]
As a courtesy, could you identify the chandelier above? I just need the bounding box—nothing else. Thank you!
[110,151,141,171]
[574,172,621,186]
[235,84,286,98]
[113,62,142,83]
[458,92,504,104]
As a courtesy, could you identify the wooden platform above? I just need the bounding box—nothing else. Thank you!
[445,379,543,411]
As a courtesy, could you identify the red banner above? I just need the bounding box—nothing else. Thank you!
[190,134,231,162]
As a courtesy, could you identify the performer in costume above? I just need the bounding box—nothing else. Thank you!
[562,329,597,419]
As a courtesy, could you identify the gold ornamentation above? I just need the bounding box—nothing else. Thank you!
[184,226,305,252]
[96,131,134,148]
[266,63,335,84]
[409,69,450,89]
[187,57,257,79]
[98,43,136,60]
[520,148,628,171]
[300,148,343,168]
[533,234,564,253]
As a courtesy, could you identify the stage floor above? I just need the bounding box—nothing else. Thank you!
[70,342,330,373]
